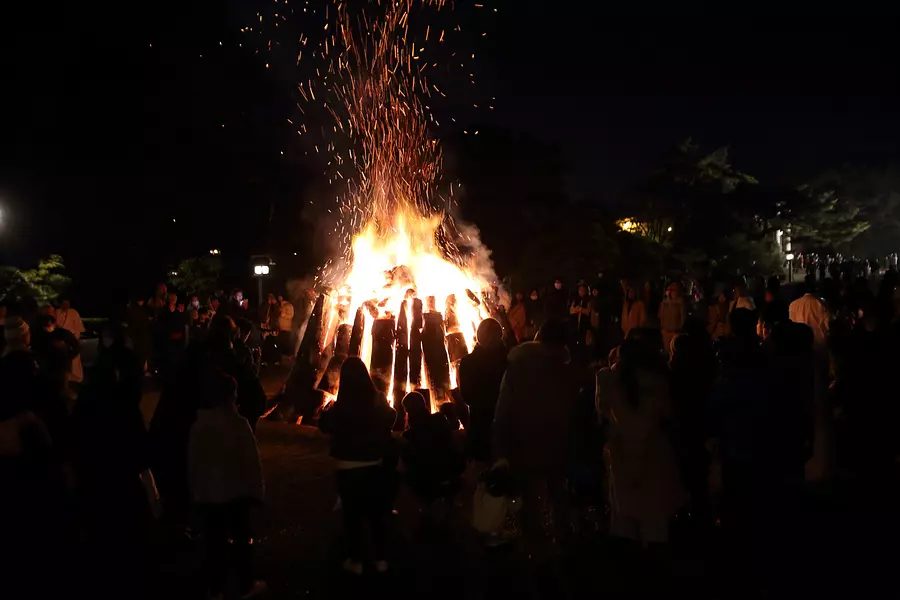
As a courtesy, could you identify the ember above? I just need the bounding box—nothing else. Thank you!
[295,1,495,412]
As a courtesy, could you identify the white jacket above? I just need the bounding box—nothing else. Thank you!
[278,300,295,332]
[188,406,264,504]
[789,294,830,348]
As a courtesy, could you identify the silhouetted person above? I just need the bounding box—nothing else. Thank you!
[318,358,396,575]
[126,297,153,374]
[597,338,685,547]
[149,315,266,528]
[669,331,716,529]
[400,392,465,510]
[493,319,576,549]
[621,284,648,339]
[457,318,507,463]
[545,278,569,322]
[0,327,71,596]
[73,325,154,597]
[189,370,266,599]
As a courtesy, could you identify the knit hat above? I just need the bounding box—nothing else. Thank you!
[4,316,30,345]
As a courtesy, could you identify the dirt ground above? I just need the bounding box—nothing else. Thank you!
[143,367,899,599]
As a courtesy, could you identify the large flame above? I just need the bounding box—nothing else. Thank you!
[320,203,491,409]
[296,1,494,411]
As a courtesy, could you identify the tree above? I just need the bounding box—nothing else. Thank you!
[623,139,780,280]
[787,187,870,250]
[168,256,223,298]
[0,254,72,304]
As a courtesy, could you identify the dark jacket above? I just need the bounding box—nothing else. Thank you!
[458,343,507,461]
[319,398,396,462]
[401,414,465,483]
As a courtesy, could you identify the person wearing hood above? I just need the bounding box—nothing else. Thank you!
[493,319,577,547]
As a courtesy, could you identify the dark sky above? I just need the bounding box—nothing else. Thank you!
[2,1,899,310]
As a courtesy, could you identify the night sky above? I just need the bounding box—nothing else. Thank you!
[2,2,899,312]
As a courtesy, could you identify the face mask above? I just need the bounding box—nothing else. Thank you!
[191,301,200,309]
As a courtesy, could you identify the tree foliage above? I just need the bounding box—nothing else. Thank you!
[0,255,72,304]
[168,256,223,298]
[624,139,781,280]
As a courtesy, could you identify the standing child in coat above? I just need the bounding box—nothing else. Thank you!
[188,371,266,599]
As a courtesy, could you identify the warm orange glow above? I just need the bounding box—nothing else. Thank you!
[321,205,491,409]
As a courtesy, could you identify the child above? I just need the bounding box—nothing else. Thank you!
[188,370,266,599]
[401,393,466,508]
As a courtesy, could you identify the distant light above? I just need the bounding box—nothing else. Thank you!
[172,218,176,223]
[209,249,220,255]
[786,253,796,261]
[254,265,270,275]
[170,271,178,276]
[293,252,297,256]
[667,226,673,232]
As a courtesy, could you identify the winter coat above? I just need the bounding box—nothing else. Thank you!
[188,405,264,504]
[458,343,507,462]
[319,397,396,463]
[493,342,576,474]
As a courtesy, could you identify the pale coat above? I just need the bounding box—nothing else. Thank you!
[188,406,264,504]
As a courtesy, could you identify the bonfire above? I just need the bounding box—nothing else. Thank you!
[292,0,495,415]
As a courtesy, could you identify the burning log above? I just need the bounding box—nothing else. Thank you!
[408,297,423,388]
[445,294,459,333]
[297,293,326,362]
[422,311,450,397]
[348,307,365,357]
[394,301,409,387]
[370,317,396,394]
[317,357,343,395]
[445,331,469,364]
[392,301,410,430]
[334,323,352,357]
[465,288,481,306]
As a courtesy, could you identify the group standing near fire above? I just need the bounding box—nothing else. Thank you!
[2,263,900,596]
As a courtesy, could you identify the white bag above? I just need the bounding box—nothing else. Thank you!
[472,482,509,534]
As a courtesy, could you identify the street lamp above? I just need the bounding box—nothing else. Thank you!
[252,259,272,308]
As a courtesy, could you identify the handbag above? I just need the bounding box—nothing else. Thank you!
[471,459,521,533]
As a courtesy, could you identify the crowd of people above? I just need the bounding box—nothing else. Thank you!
[3,265,900,596]
[0,286,285,599]
[316,267,900,582]
[126,284,298,377]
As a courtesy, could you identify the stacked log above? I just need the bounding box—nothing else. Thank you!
[408,298,423,389]
[317,323,352,395]
[370,317,396,394]
[422,311,450,401]
[348,306,365,357]
[297,293,325,363]
[445,332,469,364]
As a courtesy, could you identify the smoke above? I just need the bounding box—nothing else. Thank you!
[446,215,497,287]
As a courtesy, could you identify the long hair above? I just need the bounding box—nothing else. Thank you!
[336,357,377,411]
